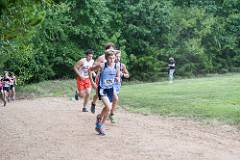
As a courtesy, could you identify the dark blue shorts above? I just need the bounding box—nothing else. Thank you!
[99,88,114,103]
[3,87,10,92]
[10,85,15,90]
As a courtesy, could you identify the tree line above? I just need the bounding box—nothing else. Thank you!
[0,0,240,84]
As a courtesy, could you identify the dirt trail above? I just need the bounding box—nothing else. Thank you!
[0,97,240,160]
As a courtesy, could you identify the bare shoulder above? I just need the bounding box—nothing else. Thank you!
[96,54,105,63]
[78,58,86,64]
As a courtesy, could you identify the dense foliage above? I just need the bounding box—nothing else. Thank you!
[1,0,240,83]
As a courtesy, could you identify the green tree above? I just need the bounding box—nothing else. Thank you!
[0,0,46,83]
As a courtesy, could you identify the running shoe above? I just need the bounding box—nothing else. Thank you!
[95,114,105,135]
[75,91,79,100]
[109,113,116,123]
[82,107,88,112]
[90,102,96,114]
[95,126,105,136]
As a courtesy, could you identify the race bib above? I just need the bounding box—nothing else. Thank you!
[83,71,89,76]
[82,68,89,77]
[104,79,114,86]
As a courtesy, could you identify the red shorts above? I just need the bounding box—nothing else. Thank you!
[76,77,91,91]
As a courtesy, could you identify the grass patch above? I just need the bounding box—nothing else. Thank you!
[17,79,76,99]
[119,74,240,125]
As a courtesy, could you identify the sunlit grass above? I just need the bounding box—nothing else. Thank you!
[119,74,240,125]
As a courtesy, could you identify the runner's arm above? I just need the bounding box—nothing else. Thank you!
[73,60,84,79]
[92,71,96,78]
[116,65,121,83]
[122,64,130,78]
[88,64,102,88]
[88,71,97,89]
[14,76,17,85]
[89,63,102,72]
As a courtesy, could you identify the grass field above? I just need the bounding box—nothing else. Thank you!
[18,74,240,125]
[120,74,240,125]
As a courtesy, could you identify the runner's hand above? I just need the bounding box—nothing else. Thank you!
[120,72,124,78]
[92,83,97,89]
[116,77,120,83]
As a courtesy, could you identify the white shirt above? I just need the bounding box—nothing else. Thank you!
[79,58,94,78]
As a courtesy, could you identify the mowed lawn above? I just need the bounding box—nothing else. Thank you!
[119,74,240,125]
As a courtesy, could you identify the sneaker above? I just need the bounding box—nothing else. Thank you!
[95,115,105,135]
[75,91,79,100]
[90,102,96,114]
[95,127,105,136]
[109,113,116,124]
[82,107,88,112]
